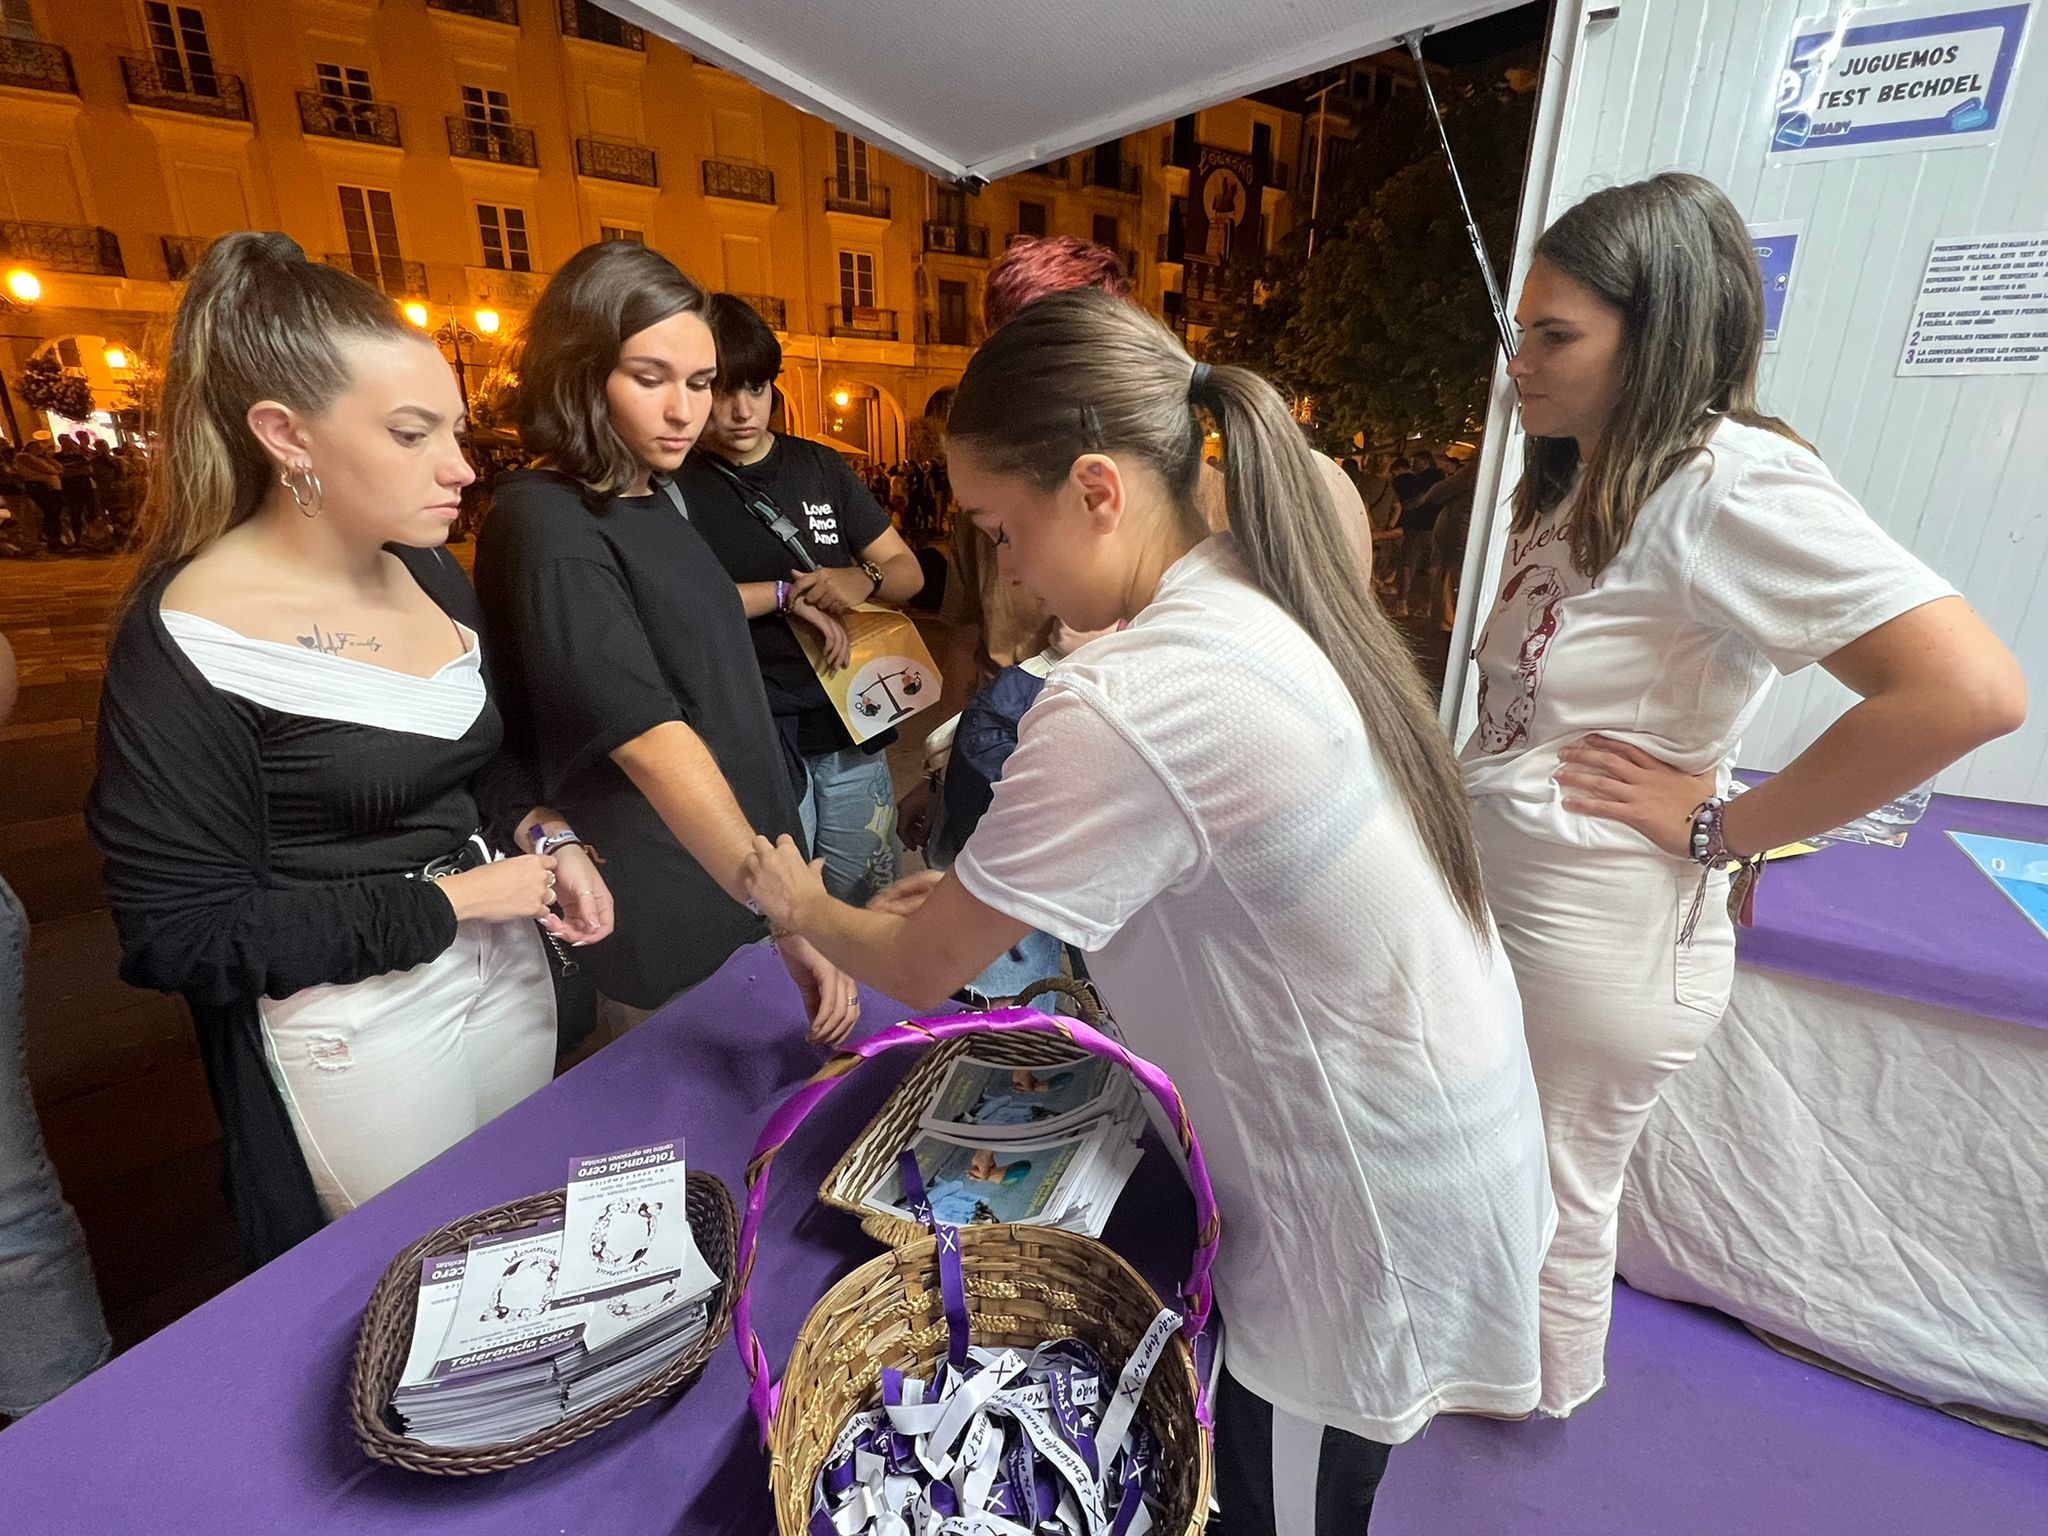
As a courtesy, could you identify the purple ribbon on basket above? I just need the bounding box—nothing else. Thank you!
[733,1006,1221,1446]
[898,1148,973,1373]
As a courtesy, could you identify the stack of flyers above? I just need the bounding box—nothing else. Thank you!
[386,1141,725,1447]
[860,1054,1146,1238]
[391,1218,586,1446]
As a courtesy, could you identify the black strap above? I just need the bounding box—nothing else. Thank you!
[685,455,819,573]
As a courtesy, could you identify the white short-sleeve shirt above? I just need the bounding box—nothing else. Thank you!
[955,537,1554,1444]
[1461,418,1955,849]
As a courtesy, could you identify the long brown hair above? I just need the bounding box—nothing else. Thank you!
[132,232,416,589]
[512,241,707,495]
[947,290,1488,934]
[1516,172,1809,577]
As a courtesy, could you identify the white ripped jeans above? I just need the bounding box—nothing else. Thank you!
[258,917,556,1219]
[1472,798,1735,1416]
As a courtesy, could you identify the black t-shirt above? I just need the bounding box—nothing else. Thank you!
[677,435,894,756]
[474,468,802,1008]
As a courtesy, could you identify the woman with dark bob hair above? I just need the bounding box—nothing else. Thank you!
[475,240,859,1047]
[1464,171,2025,1418]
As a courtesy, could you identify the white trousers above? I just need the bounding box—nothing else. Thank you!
[259,918,557,1219]
[1472,799,1734,1416]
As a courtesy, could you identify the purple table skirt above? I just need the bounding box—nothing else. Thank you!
[1735,778,2048,1031]
[0,952,1193,1535]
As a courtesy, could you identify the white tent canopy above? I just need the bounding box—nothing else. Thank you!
[609,0,1512,182]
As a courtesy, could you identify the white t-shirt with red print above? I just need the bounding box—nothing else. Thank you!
[1461,417,1954,852]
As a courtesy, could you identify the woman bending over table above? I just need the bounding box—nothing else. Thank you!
[745,290,1555,1535]
[1464,171,2026,1418]
[88,234,611,1265]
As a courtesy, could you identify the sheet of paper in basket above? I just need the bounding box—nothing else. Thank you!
[863,1120,1143,1240]
[431,1216,587,1374]
[919,1052,1135,1142]
[554,1140,693,1305]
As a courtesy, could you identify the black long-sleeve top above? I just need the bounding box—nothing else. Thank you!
[86,545,532,1267]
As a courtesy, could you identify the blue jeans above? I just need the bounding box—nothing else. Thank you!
[919,836,1069,1006]
[0,877,110,1417]
[798,746,902,906]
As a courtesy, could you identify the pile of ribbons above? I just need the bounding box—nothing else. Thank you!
[807,1152,1184,1536]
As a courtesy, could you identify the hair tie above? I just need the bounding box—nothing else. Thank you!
[1187,361,1212,403]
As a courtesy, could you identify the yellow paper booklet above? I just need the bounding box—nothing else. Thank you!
[791,604,944,744]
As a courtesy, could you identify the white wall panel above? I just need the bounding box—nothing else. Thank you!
[1466,0,2047,803]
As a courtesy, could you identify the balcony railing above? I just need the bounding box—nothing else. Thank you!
[1085,156,1143,195]
[576,136,657,186]
[1157,231,1186,264]
[823,178,890,218]
[0,37,77,94]
[1020,158,1069,182]
[297,90,401,147]
[161,234,212,281]
[427,0,519,22]
[825,303,897,341]
[920,314,984,348]
[733,293,786,330]
[324,252,428,299]
[120,55,250,121]
[922,222,988,258]
[703,159,775,204]
[448,115,539,167]
[0,219,124,277]
[465,265,549,307]
[559,0,643,48]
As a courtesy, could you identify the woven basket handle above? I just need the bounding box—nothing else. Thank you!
[733,1005,1221,1443]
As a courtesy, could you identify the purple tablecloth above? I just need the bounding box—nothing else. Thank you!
[0,952,1194,1535]
[1736,781,2048,1031]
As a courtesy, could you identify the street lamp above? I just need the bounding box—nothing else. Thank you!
[103,345,129,372]
[418,305,498,412]
[0,265,40,444]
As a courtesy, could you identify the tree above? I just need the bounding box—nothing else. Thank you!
[18,351,96,423]
[1200,70,1533,450]
[118,354,166,430]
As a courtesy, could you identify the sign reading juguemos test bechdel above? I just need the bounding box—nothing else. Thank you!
[1770,2,2033,162]
[1898,232,2048,375]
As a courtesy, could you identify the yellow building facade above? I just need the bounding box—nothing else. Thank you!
[0,0,1235,459]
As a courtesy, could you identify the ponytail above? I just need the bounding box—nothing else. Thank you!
[131,232,416,593]
[1201,364,1487,932]
[949,289,1488,935]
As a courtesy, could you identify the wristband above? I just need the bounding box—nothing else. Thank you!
[526,824,584,857]
[775,579,790,613]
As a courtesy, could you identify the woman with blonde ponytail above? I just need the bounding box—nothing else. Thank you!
[744,290,1553,1533]
[88,234,612,1266]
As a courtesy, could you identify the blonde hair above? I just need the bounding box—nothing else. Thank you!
[132,232,415,589]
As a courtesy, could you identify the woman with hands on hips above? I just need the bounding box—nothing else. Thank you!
[473,242,859,1048]
[747,290,1555,1535]
[88,234,613,1266]
[1463,172,2025,1419]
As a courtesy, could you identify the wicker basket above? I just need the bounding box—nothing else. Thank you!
[819,977,1106,1244]
[733,1005,1220,1535]
[348,1169,739,1475]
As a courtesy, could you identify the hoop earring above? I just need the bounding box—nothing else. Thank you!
[281,461,323,518]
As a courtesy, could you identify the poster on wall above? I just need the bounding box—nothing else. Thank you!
[1185,146,1260,265]
[1897,231,2048,375]
[1769,1,2033,162]
[1748,221,1805,350]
